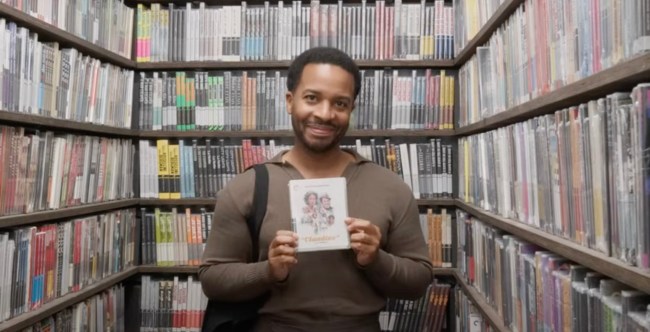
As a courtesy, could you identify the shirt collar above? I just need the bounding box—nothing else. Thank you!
[266,148,371,166]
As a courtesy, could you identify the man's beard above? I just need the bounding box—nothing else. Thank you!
[291,115,348,153]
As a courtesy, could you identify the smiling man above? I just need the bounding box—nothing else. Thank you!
[199,47,434,332]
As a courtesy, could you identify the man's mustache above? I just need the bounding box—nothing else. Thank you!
[304,120,338,130]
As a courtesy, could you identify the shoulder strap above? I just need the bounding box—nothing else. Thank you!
[248,164,269,262]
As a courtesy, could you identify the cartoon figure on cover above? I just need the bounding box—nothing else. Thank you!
[301,191,335,234]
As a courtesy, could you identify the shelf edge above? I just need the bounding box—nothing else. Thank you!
[455,199,650,294]
[0,267,139,332]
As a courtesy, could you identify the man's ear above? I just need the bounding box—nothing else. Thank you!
[285,91,293,114]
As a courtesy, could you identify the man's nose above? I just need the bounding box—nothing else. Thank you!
[313,102,335,120]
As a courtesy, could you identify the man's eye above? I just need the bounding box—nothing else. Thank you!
[305,95,317,102]
[335,101,348,108]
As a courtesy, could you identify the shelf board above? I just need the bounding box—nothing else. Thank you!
[0,3,135,68]
[135,265,457,276]
[454,270,510,332]
[139,130,296,138]
[0,110,137,137]
[0,267,139,332]
[453,0,523,66]
[417,198,456,206]
[0,199,140,229]
[455,200,650,294]
[139,198,216,206]
[139,265,200,274]
[140,198,455,208]
[347,129,456,137]
[456,52,650,136]
[431,267,457,276]
[139,129,455,139]
[129,0,436,5]
[136,59,454,71]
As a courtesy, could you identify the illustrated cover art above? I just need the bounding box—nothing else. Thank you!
[289,177,350,252]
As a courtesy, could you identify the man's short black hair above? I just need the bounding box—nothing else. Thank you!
[287,47,361,99]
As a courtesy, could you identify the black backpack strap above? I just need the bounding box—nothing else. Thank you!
[248,164,269,262]
[200,164,270,332]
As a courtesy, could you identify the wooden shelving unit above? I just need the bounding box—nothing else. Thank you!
[0,267,139,332]
[456,200,650,294]
[4,0,649,329]
[0,199,140,229]
[0,110,138,138]
[453,270,510,332]
[0,3,135,69]
[456,52,650,136]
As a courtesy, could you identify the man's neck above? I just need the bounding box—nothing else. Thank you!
[285,144,353,179]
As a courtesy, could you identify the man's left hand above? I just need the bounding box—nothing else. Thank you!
[346,217,381,266]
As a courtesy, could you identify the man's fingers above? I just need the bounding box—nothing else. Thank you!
[345,217,371,227]
[271,244,297,257]
[270,255,298,264]
[346,218,379,234]
[350,232,379,245]
[350,232,369,242]
[271,231,299,246]
[276,230,298,238]
[348,225,380,241]
[271,235,298,248]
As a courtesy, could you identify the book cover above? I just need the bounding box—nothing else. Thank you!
[289,177,350,252]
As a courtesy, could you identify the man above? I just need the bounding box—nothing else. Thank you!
[318,193,333,217]
[199,47,433,332]
[317,193,334,229]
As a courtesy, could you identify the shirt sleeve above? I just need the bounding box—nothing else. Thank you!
[198,171,275,301]
[360,197,434,300]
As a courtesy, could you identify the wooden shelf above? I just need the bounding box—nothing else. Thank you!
[0,110,138,138]
[454,270,510,332]
[431,267,457,276]
[456,52,650,136]
[137,266,456,277]
[347,129,456,138]
[455,200,650,294]
[128,0,442,7]
[140,198,456,207]
[0,199,140,229]
[453,0,523,67]
[137,266,455,276]
[139,129,455,139]
[139,198,216,206]
[139,130,296,138]
[139,265,199,274]
[137,61,292,70]
[416,198,455,206]
[137,59,454,70]
[0,267,139,332]
[0,3,135,69]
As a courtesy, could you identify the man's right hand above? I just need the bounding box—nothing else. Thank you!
[268,230,299,282]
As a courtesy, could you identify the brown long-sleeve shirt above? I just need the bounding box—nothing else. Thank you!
[199,149,434,330]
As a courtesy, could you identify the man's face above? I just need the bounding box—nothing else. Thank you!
[321,197,331,209]
[286,63,355,153]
